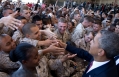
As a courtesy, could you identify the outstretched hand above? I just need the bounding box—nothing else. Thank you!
[57,40,67,49]
[0,11,22,30]
[60,54,77,62]
[47,43,65,55]
[44,28,57,39]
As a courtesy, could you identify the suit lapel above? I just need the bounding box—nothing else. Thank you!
[82,59,116,77]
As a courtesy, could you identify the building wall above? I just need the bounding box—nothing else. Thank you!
[50,0,119,5]
[95,0,119,4]
[50,0,92,6]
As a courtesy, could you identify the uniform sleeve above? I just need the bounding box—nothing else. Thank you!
[20,38,39,47]
[0,54,20,69]
[31,40,39,47]
[0,72,10,77]
[12,31,21,41]
[48,59,63,70]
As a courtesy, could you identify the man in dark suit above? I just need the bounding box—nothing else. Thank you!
[115,55,119,70]
[58,30,119,77]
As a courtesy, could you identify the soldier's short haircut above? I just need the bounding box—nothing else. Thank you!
[82,15,94,23]
[85,30,94,36]
[20,5,29,12]
[94,19,102,27]
[22,23,36,36]
[32,15,42,23]
[2,8,12,15]
[58,17,67,23]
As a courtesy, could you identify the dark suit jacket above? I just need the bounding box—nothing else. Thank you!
[115,55,119,71]
[66,44,119,77]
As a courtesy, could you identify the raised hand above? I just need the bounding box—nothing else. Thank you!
[57,40,67,49]
[0,11,22,30]
[43,28,57,39]
[60,54,77,62]
[47,43,65,55]
[44,39,56,46]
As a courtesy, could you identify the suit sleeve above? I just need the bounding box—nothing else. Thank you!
[66,44,93,62]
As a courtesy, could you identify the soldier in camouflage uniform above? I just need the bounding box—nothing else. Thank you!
[54,17,70,43]
[19,22,65,77]
[72,31,94,77]
[71,16,94,48]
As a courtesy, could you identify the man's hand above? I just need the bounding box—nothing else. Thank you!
[42,28,57,39]
[57,40,67,49]
[47,43,65,55]
[43,39,57,47]
[0,11,22,30]
[60,54,77,62]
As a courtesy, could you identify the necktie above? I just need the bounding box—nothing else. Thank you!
[88,61,93,71]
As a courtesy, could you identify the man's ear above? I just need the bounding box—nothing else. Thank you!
[98,49,105,56]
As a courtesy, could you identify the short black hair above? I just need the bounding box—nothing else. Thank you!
[82,15,94,23]
[42,15,52,25]
[102,12,108,17]
[22,23,36,36]
[32,15,42,23]
[9,43,35,62]
[94,19,102,27]
[107,15,113,20]
[16,16,27,20]
[114,19,119,24]
[108,24,116,32]
[2,8,12,14]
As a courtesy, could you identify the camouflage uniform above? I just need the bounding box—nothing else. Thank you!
[73,38,90,77]
[20,37,41,49]
[12,30,24,45]
[78,38,90,51]
[54,29,69,43]
[48,54,79,77]
[36,55,53,77]
[71,25,89,77]
[71,23,86,47]
[0,51,20,76]
[0,72,10,77]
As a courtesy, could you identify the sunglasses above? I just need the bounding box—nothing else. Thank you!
[106,21,111,23]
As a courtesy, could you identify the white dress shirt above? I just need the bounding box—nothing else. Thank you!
[87,60,110,73]
[116,59,119,65]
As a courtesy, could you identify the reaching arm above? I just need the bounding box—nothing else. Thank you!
[58,40,93,62]
[66,44,93,62]
[0,11,22,30]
